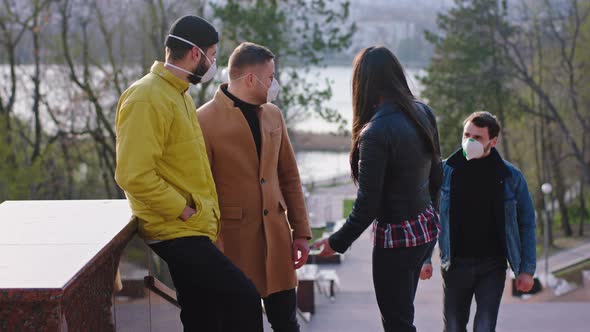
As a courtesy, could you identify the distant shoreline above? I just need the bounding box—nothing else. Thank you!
[292,131,352,152]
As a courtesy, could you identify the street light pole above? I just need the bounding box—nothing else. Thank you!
[541,183,553,285]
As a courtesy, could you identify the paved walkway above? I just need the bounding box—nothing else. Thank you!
[279,229,590,332]
[265,181,590,331]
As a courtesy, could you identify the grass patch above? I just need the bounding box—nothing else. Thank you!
[343,199,355,218]
[554,258,590,284]
[535,243,563,258]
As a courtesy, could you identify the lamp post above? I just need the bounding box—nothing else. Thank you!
[541,183,553,285]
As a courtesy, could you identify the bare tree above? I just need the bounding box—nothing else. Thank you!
[0,1,51,141]
[500,0,590,189]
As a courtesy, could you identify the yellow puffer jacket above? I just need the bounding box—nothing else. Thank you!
[115,61,220,242]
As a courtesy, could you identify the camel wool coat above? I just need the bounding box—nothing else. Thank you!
[197,85,312,297]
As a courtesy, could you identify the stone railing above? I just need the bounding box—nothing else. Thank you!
[0,200,182,332]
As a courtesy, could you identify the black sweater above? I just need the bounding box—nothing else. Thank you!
[222,86,262,159]
[449,149,505,259]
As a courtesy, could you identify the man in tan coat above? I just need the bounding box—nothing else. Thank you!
[197,42,312,332]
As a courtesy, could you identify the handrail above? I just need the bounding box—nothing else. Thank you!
[144,276,181,309]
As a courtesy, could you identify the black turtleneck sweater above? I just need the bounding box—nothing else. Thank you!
[450,152,505,259]
[222,86,262,159]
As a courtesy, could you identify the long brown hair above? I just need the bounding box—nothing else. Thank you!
[350,46,439,183]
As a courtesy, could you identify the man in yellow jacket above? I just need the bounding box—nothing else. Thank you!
[115,15,262,332]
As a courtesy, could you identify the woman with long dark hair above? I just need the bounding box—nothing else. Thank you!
[313,46,443,332]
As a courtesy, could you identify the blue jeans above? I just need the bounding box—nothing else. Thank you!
[442,257,506,332]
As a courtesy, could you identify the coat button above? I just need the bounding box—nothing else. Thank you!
[263,209,269,216]
[260,178,266,185]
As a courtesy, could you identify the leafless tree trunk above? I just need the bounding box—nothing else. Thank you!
[580,133,588,236]
[547,128,573,236]
[491,0,510,160]
[29,0,51,162]
[580,179,586,236]
[529,10,554,245]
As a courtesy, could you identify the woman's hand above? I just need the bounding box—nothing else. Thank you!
[311,238,337,257]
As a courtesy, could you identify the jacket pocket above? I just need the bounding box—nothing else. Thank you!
[187,193,204,221]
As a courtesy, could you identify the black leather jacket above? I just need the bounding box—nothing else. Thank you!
[330,101,442,253]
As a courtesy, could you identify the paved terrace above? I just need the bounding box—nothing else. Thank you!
[283,229,590,332]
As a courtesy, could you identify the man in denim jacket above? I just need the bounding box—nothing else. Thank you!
[420,112,536,332]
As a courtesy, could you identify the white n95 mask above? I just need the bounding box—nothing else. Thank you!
[462,138,484,160]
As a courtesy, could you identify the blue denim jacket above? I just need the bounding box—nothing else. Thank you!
[426,149,537,276]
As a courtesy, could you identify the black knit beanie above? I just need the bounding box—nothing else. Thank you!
[165,15,219,49]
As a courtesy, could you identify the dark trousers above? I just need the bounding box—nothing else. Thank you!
[372,241,434,332]
[150,236,263,332]
[442,256,507,332]
[263,288,300,332]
